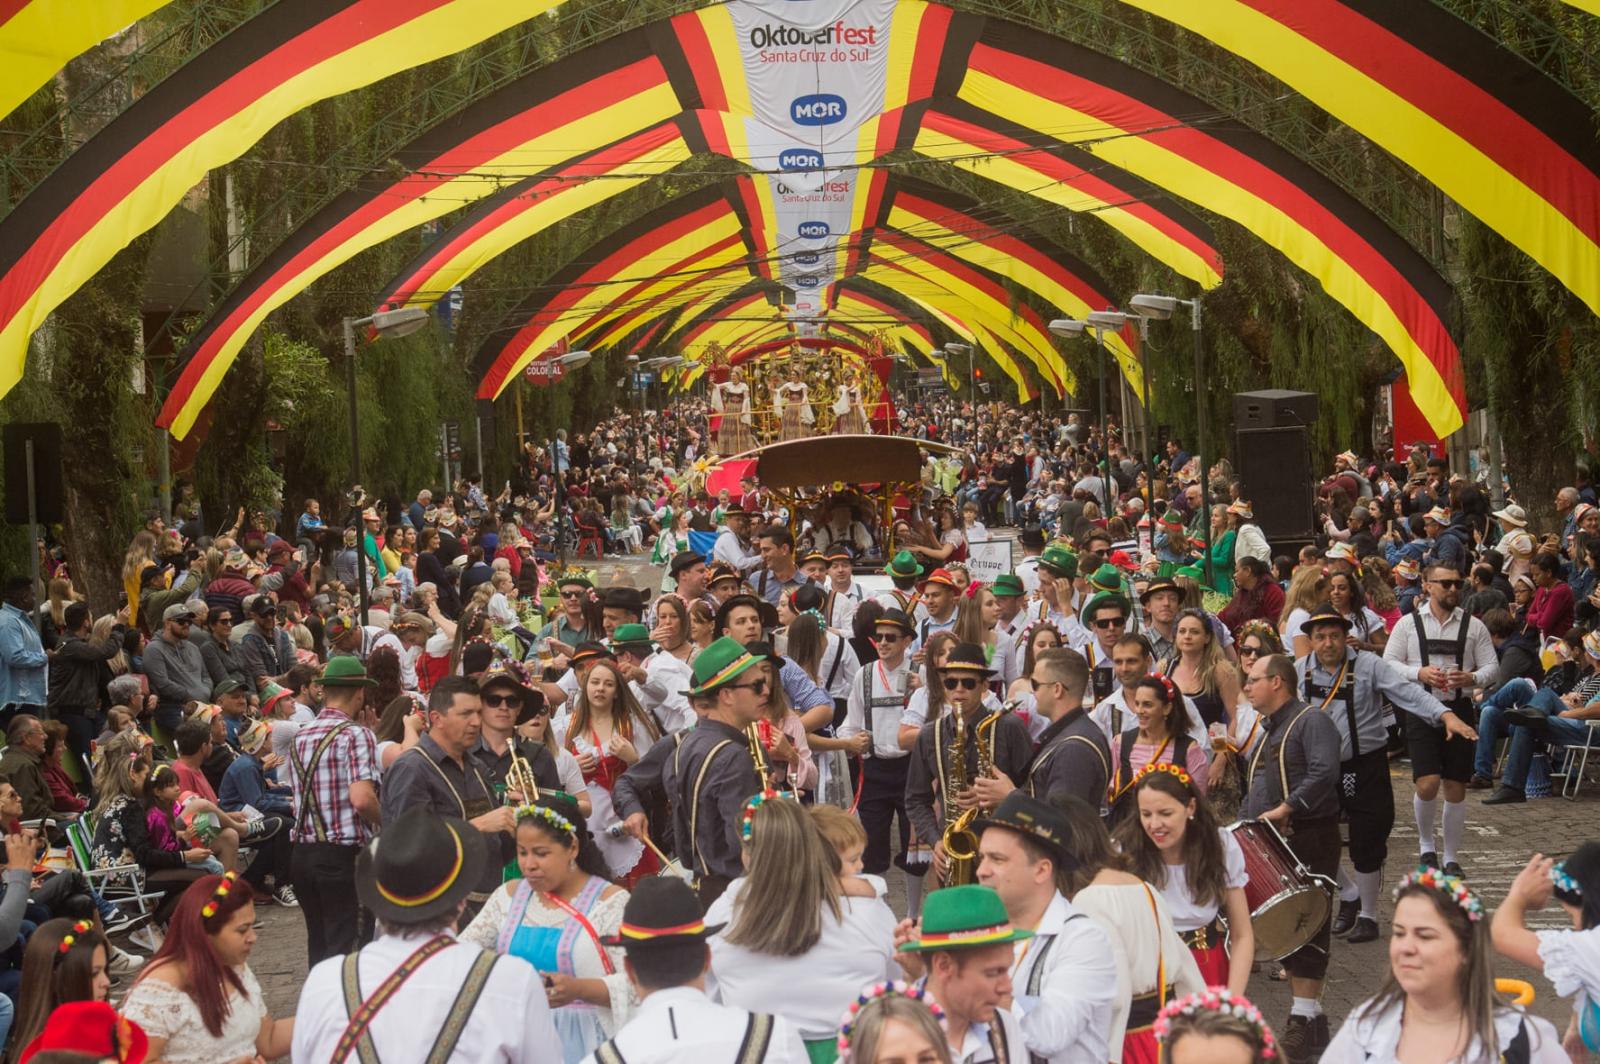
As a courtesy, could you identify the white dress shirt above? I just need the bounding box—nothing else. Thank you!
[1010,892,1117,1064]
[639,652,696,733]
[840,658,912,759]
[292,928,559,1063]
[580,985,808,1064]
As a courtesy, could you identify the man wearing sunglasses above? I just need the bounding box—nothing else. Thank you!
[473,661,562,805]
[905,643,1033,886]
[1077,591,1130,705]
[839,609,918,894]
[1012,647,1110,811]
[1382,563,1496,888]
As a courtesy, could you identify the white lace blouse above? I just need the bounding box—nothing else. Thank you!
[120,964,267,1064]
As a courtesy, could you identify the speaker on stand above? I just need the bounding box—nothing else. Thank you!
[1232,391,1318,547]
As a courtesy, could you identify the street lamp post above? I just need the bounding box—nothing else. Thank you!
[548,350,592,568]
[1130,293,1211,587]
[343,307,431,625]
[1048,318,1115,516]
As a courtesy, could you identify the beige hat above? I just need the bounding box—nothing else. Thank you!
[1424,506,1451,525]
[1492,504,1528,528]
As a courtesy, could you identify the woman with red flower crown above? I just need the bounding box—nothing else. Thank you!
[1115,762,1254,993]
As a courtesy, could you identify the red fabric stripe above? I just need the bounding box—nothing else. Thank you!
[968,42,1462,409]
[671,11,727,113]
[730,176,773,278]
[167,58,668,418]
[380,122,682,310]
[0,0,32,28]
[4,0,451,328]
[1243,0,1598,243]
[920,107,1221,277]
[566,232,745,340]
[905,4,952,102]
[679,293,766,344]
[690,108,734,160]
[849,169,890,276]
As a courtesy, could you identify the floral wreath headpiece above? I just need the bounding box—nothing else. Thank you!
[1134,760,1192,789]
[515,803,576,839]
[1153,989,1278,1059]
[1397,866,1483,922]
[836,981,945,1060]
[1144,673,1179,704]
[1017,619,1061,647]
[57,919,93,957]
[1551,861,1583,899]
[739,789,780,842]
[201,871,239,919]
[801,607,827,628]
[962,579,983,600]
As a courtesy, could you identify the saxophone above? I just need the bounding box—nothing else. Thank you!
[941,711,979,886]
[747,722,774,794]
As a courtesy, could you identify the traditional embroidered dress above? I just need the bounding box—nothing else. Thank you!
[714,382,754,454]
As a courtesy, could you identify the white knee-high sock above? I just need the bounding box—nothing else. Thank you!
[1442,800,1468,866]
[1337,863,1358,902]
[1414,794,1438,855]
[1355,869,1383,920]
[905,872,925,920]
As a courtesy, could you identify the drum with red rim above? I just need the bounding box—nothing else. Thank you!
[1227,819,1333,960]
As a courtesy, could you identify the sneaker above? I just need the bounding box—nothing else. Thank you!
[102,911,139,936]
[1280,1015,1314,1064]
[1310,1015,1331,1057]
[273,885,299,907]
[1483,786,1526,805]
[128,924,164,954]
[1331,899,1360,936]
[1347,916,1381,943]
[106,947,145,980]
[1419,851,1440,870]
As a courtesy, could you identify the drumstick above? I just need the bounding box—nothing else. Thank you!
[640,831,674,869]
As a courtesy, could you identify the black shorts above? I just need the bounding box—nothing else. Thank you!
[1405,703,1476,782]
[1338,749,1395,873]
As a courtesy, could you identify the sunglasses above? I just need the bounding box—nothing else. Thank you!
[171,619,192,627]
[1432,579,1463,589]
[560,590,585,600]
[942,676,981,691]
[482,693,523,708]
[875,631,904,643]
[729,678,770,695]
[1091,617,1125,630]
[1239,644,1265,657]
[214,617,234,626]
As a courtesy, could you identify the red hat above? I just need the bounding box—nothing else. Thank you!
[20,1001,148,1063]
[924,568,962,590]
[1108,549,1138,572]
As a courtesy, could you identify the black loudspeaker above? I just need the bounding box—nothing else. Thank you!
[1233,389,1319,430]
[3,423,63,524]
[1235,426,1315,543]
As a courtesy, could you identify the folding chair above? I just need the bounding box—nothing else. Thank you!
[1555,721,1600,801]
[63,817,160,922]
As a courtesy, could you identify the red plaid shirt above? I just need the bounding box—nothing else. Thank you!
[288,708,378,845]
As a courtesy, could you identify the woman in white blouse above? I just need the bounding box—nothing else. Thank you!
[1057,795,1204,1064]
[705,794,898,1061]
[120,872,293,1064]
[1114,763,1253,994]
[462,796,630,1063]
[1325,866,1564,1062]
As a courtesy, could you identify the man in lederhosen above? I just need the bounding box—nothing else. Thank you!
[838,608,922,910]
[614,636,764,907]
[905,644,1033,887]
[1381,562,1496,878]
[380,675,517,925]
[1076,589,1129,706]
[985,646,1109,812]
[1295,605,1477,944]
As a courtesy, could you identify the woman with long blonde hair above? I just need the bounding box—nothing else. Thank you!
[122,530,158,629]
[707,795,897,1061]
[563,659,661,886]
[1279,566,1329,657]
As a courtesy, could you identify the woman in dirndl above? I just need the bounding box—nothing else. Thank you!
[1114,762,1253,994]
[560,660,662,886]
[461,795,633,1063]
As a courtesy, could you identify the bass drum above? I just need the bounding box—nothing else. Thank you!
[1226,819,1333,961]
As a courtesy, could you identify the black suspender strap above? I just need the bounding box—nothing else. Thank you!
[860,668,875,738]
[987,1014,1011,1064]
[594,1041,627,1064]
[423,949,500,1064]
[292,719,356,842]
[334,935,455,1064]
[1028,736,1109,799]
[825,635,846,689]
[685,739,737,876]
[1024,927,1076,1064]
[735,1012,775,1064]
[1302,657,1360,758]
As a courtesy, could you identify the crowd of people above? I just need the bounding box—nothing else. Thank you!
[1,387,1599,1063]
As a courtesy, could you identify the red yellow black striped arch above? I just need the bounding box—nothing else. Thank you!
[0,0,174,119]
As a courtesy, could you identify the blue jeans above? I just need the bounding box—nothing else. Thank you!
[1475,678,1539,779]
[1504,713,1594,791]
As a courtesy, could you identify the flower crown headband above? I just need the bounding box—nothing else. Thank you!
[57,919,93,958]
[201,871,239,920]
[1144,673,1179,704]
[1551,861,1583,898]
[1153,989,1278,1060]
[836,981,945,1060]
[1135,760,1192,789]
[739,789,780,842]
[1397,867,1483,922]
[515,803,575,838]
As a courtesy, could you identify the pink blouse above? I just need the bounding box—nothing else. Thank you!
[1125,738,1211,795]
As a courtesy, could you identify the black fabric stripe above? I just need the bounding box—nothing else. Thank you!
[1337,0,1600,172]
[976,16,1453,326]
[646,16,703,113]
[0,0,362,268]
[932,11,985,101]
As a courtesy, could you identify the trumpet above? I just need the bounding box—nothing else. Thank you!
[506,744,540,804]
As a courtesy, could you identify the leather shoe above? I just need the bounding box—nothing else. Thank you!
[1310,1015,1331,1056]
[1468,774,1494,790]
[1280,1014,1313,1064]
[1444,861,1465,878]
[1331,898,1359,936]
[1420,851,1440,870]
[1347,916,1381,943]
[1483,786,1527,805]
[1504,707,1550,732]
